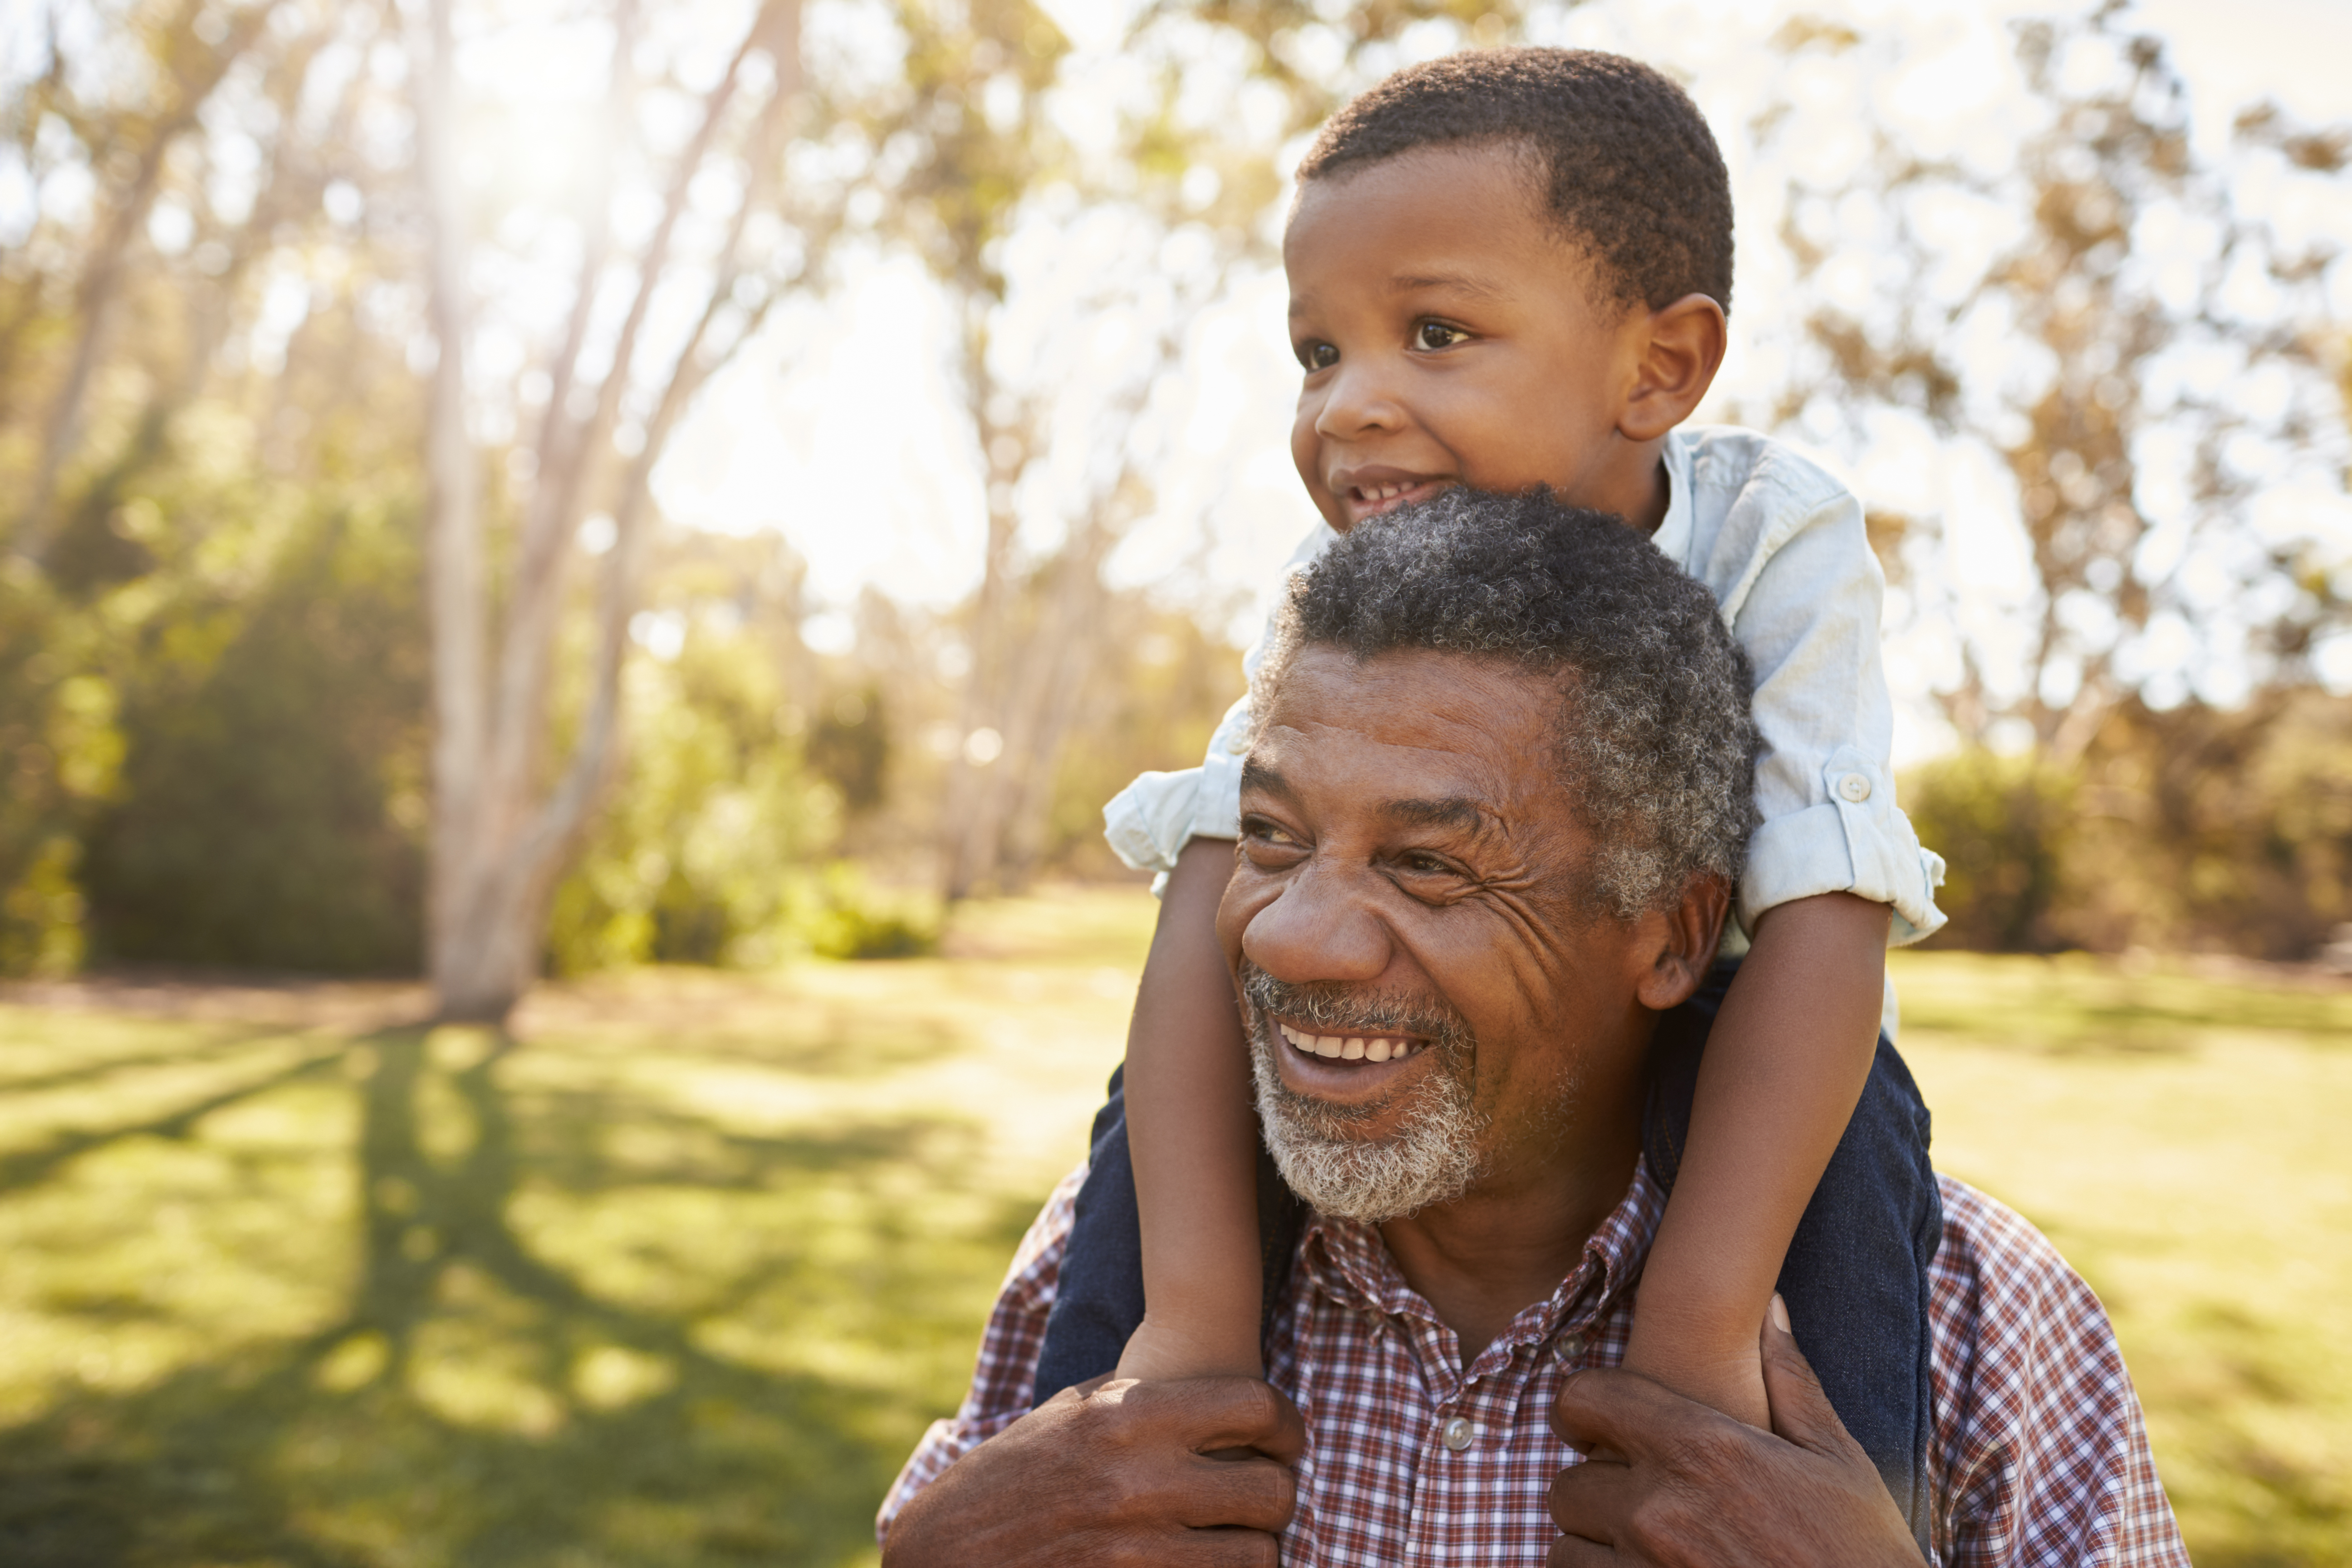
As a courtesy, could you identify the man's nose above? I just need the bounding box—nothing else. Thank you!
[1240,861,1393,986]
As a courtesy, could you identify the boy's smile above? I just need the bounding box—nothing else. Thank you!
[1285,144,1717,536]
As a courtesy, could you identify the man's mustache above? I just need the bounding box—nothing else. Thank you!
[1238,963,1473,1053]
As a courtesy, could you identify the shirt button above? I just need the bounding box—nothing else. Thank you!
[1552,1331,1588,1365]
[1442,1416,1474,1451]
[1836,771,1873,804]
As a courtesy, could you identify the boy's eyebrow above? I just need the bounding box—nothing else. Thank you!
[1389,269,1513,302]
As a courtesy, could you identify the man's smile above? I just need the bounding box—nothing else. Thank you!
[1259,1003,1450,1113]
[1274,1017,1426,1062]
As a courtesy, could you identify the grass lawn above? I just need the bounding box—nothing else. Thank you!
[0,886,2344,1565]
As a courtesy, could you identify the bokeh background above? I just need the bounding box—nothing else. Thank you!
[1,0,2348,1563]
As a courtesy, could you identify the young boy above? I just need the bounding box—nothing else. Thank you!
[1036,46,1948,1539]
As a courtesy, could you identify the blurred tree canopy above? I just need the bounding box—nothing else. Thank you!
[0,0,2345,984]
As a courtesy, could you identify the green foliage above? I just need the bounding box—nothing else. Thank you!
[546,624,861,973]
[792,862,941,960]
[804,685,891,818]
[78,503,430,973]
[1905,749,2079,951]
[1909,695,2352,958]
[0,565,120,975]
[2065,695,2352,958]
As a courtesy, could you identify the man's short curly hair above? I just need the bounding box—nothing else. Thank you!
[1295,47,1735,316]
[1254,489,1758,917]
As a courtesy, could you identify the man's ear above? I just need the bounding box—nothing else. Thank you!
[1632,872,1730,1012]
[1618,292,1727,444]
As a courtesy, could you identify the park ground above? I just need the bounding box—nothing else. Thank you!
[0,886,2346,1566]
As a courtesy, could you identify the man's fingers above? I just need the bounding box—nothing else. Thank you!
[1546,1452,1642,1544]
[1757,1294,1862,1462]
[1173,1526,1286,1568]
[1174,1450,1299,1534]
[1546,1534,1621,1568]
[1128,1375,1308,1466]
[1549,1366,1708,1461]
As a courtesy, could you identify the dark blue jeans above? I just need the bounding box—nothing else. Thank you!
[1032,960,1940,1548]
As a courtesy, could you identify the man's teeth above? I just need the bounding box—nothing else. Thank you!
[1276,1021,1417,1061]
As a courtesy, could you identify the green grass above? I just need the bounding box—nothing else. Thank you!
[0,892,2344,1565]
[1891,950,2352,1566]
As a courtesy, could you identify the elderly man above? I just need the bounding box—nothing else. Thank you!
[879,491,2188,1566]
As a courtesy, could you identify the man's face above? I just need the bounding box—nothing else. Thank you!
[1217,645,1665,1223]
[1284,145,1648,534]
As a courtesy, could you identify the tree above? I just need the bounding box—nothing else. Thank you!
[406,0,821,1020]
[1756,4,2350,760]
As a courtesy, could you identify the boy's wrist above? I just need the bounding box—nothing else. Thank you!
[1117,1311,1265,1383]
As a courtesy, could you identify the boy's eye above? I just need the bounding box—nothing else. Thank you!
[1415,320,1469,351]
[1297,340,1338,372]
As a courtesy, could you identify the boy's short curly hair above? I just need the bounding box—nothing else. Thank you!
[1296,47,1735,316]
[1253,488,1759,918]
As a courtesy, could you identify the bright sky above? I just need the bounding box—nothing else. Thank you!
[648,0,2352,752]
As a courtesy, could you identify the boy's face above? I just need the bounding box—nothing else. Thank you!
[1285,144,1658,533]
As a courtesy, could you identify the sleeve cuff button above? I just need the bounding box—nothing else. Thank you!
[1836,771,1873,804]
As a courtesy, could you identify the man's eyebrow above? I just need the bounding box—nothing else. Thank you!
[1239,758,1291,799]
[1379,795,1491,831]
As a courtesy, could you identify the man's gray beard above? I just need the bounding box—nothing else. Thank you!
[1242,967,1489,1225]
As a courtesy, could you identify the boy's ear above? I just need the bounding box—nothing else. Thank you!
[1618,292,1728,444]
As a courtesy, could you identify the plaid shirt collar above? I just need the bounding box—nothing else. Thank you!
[1294,1161,1668,1392]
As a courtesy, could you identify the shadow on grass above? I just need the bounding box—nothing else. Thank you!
[0,1022,1036,1567]
[0,1043,351,1190]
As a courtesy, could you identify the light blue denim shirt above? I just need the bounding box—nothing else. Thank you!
[1104,426,1947,1034]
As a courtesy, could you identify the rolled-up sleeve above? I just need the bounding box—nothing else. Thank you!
[1716,486,1946,946]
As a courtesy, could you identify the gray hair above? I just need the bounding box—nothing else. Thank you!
[1253,488,1759,917]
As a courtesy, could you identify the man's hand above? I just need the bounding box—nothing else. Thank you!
[882,1375,1304,1568]
[1546,1298,1926,1567]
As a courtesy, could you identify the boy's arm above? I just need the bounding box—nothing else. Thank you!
[1622,891,1889,1429]
[1117,835,1268,1380]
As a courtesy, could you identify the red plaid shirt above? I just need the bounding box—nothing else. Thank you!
[879,1163,2187,1566]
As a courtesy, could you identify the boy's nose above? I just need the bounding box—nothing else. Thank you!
[1240,861,1393,987]
[1312,359,1406,440]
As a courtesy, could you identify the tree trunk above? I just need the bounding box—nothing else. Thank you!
[412,0,801,1023]
[408,0,497,1017]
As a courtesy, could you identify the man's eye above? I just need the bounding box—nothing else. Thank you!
[1297,340,1338,372]
[1414,320,1469,351]
[1399,851,1455,876]
[1241,814,1303,850]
